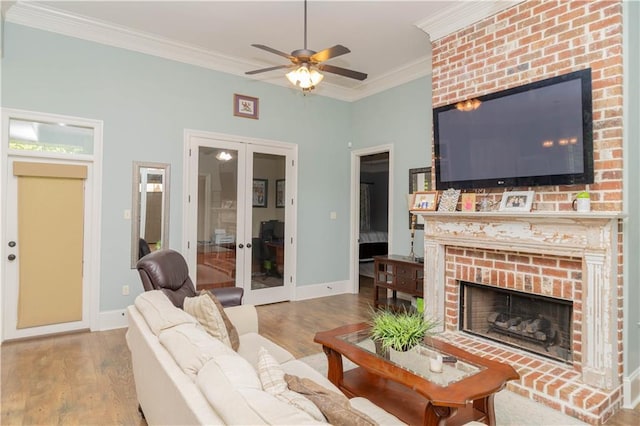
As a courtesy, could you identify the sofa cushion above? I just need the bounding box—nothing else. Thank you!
[197,355,323,425]
[134,290,197,335]
[257,347,325,422]
[285,374,377,426]
[238,332,295,368]
[184,291,240,350]
[159,323,236,380]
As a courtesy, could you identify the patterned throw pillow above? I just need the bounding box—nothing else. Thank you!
[285,374,377,426]
[257,347,325,422]
[183,291,240,350]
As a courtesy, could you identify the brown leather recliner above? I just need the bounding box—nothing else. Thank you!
[136,249,243,308]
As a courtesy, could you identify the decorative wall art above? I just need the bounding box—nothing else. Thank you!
[276,179,285,208]
[252,179,268,207]
[461,193,477,212]
[437,188,461,212]
[234,94,259,119]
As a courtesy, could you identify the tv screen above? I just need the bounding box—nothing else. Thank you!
[433,69,594,190]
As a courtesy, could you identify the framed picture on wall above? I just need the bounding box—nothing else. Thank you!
[252,179,268,207]
[233,94,259,119]
[409,167,432,229]
[276,179,285,208]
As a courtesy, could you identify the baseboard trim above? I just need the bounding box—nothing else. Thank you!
[623,366,640,408]
[294,280,353,301]
[97,309,128,331]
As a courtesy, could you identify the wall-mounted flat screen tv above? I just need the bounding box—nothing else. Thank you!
[433,69,594,190]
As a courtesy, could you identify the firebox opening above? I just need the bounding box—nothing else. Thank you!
[460,281,573,364]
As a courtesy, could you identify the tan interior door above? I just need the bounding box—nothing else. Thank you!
[13,162,86,328]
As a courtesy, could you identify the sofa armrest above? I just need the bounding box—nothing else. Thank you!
[224,304,258,335]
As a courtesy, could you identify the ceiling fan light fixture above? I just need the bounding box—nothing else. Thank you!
[286,63,324,91]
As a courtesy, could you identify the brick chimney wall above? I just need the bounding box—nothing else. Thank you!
[428,2,625,423]
[431,0,623,212]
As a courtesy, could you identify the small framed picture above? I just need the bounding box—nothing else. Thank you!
[234,94,259,119]
[252,179,268,207]
[438,188,461,212]
[411,191,439,211]
[461,193,477,212]
[276,179,285,208]
[499,190,535,212]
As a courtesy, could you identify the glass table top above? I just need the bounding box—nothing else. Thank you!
[337,329,485,387]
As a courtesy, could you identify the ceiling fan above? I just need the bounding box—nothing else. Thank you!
[245,0,367,92]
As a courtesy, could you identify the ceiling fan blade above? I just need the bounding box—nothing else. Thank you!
[310,45,350,63]
[251,44,294,60]
[317,64,368,81]
[245,64,292,75]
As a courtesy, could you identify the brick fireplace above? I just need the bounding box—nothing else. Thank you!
[419,211,622,424]
[423,1,625,423]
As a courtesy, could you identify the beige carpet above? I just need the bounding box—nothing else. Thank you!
[299,352,586,426]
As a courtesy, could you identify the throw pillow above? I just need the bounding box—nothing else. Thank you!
[285,374,377,426]
[257,347,325,422]
[184,291,240,350]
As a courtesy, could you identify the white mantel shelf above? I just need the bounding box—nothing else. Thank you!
[411,210,625,220]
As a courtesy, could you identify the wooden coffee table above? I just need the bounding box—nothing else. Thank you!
[314,323,519,426]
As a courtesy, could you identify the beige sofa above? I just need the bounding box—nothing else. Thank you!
[126,290,405,425]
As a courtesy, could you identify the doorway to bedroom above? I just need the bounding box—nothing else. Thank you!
[358,152,389,295]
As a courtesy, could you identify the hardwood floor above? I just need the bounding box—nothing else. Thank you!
[1,277,637,425]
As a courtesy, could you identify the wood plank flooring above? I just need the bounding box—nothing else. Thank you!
[1,276,637,425]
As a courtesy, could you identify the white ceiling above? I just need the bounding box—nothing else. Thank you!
[4,1,519,101]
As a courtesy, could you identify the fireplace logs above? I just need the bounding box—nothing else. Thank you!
[487,312,560,351]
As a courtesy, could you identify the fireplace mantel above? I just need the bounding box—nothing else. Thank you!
[412,211,623,257]
[416,210,623,390]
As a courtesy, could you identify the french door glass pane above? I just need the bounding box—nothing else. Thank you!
[251,153,285,290]
[196,147,238,290]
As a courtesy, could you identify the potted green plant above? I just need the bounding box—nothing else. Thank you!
[369,308,439,353]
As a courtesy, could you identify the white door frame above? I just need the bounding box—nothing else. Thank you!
[1,108,103,341]
[183,129,298,304]
[349,145,394,293]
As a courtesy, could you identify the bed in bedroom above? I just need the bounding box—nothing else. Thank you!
[359,230,388,262]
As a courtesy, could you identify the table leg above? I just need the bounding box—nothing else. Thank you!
[423,403,457,426]
[473,395,496,426]
[322,346,344,386]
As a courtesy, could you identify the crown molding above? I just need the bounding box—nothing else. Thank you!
[415,1,522,42]
[6,2,436,102]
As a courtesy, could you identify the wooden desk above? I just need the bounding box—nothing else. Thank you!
[314,323,519,426]
[373,255,423,310]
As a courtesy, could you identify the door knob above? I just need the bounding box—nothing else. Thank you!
[238,244,244,249]
[8,254,16,261]
[246,243,252,248]
[8,241,16,247]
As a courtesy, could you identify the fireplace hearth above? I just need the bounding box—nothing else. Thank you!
[460,281,573,363]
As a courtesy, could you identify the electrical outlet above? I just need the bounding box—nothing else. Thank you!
[122,285,130,296]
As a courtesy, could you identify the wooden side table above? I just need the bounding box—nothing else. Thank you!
[373,255,424,310]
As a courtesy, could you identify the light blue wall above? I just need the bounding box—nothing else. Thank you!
[1,23,360,310]
[623,0,640,395]
[2,23,431,312]
[351,77,432,258]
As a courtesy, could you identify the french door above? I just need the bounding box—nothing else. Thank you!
[184,131,296,305]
